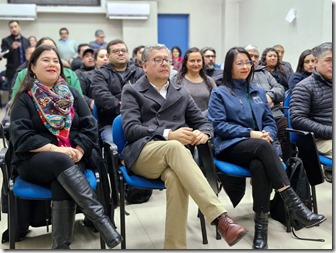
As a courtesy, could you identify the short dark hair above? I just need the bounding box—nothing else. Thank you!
[59,27,69,35]
[106,39,127,54]
[8,20,20,26]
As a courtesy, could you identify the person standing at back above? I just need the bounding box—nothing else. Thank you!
[56,27,78,68]
[91,39,144,144]
[171,46,183,71]
[89,29,107,51]
[1,20,29,98]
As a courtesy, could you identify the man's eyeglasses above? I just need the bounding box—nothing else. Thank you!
[111,49,128,54]
[249,54,259,59]
[152,57,172,65]
[204,55,216,58]
[235,61,253,68]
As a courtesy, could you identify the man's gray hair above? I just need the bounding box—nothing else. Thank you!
[141,44,171,63]
[312,42,332,59]
[244,44,259,53]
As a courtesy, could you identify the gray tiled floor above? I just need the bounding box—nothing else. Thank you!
[0,107,333,250]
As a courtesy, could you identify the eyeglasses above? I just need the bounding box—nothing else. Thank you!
[235,61,253,68]
[111,49,128,54]
[204,55,216,58]
[152,57,172,65]
[249,54,259,59]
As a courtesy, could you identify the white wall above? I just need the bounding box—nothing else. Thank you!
[0,0,332,71]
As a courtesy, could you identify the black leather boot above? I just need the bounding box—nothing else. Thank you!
[279,187,326,228]
[253,212,268,249]
[51,200,76,249]
[57,165,123,249]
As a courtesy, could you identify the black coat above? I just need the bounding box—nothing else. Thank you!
[121,75,213,170]
[1,34,29,79]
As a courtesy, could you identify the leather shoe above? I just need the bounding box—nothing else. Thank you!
[217,213,248,246]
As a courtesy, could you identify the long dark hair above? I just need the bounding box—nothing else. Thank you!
[175,47,213,91]
[295,49,313,73]
[222,47,254,91]
[12,44,65,106]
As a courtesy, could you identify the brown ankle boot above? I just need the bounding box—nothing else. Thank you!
[217,213,248,246]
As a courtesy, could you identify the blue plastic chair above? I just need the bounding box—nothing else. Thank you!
[0,120,105,249]
[213,156,288,236]
[6,167,104,249]
[286,109,326,213]
[111,115,166,249]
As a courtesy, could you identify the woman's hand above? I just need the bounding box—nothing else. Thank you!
[250,130,273,143]
[52,146,84,163]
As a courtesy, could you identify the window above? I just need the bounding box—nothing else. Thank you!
[8,0,100,6]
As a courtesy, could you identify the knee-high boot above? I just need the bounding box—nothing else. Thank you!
[57,165,123,249]
[253,212,268,249]
[51,200,76,249]
[279,187,326,228]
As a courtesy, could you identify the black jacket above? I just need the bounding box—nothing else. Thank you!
[10,87,98,167]
[1,34,29,79]
[91,62,144,128]
[290,70,332,139]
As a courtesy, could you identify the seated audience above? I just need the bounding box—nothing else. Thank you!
[70,43,90,71]
[172,47,216,114]
[288,49,315,91]
[245,44,290,162]
[130,45,145,67]
[200,47,223,85]
[10,37,83,105]
[259,47,289,90]
[121,44,248,249]
[90,39,144,144]
[273,44,294,80]
[10,44,122,249]
[291,42,332,158]
[207,46,326,250]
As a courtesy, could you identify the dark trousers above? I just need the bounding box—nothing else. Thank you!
[276,117,292,163]
[17,152,85,200]
[217,139,290,213]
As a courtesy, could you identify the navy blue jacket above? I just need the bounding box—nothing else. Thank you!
[208,79,277,155]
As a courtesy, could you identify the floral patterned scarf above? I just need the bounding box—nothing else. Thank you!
[28,77,74,147]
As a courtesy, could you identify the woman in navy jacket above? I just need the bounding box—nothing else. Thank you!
[208,47,325,250]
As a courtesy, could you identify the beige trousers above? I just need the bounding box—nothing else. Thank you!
[131,140,226,249]
[315,138,332,159]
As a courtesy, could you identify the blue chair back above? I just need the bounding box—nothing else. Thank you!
[112,115,126,155]
[287,109,299,144]
[283,90,291,117]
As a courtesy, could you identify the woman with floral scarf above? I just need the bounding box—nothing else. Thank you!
[10,44,122,249]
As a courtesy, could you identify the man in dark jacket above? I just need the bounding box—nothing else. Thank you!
[290,42,332,180]
[1,20,29,98]
[120,44,247,249]
[201,47,223,85]
[91,39,144,144]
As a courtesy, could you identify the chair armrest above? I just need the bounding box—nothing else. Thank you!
[285,127,311,136]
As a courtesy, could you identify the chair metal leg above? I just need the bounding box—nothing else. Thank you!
[198,209,208,244]
[8,187,15,249]
[119,173,126,249]
[311,185,318,214]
